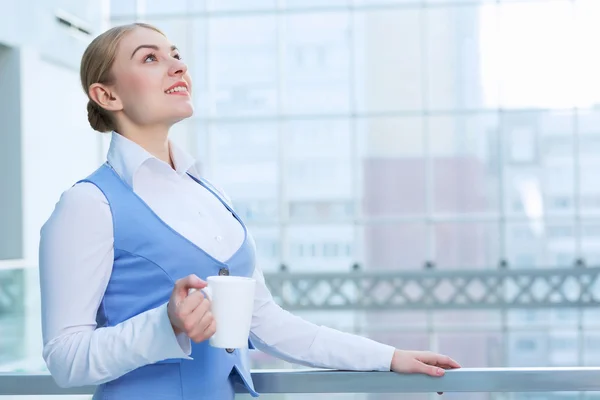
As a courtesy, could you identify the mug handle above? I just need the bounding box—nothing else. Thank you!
[201,286,212,300]
[188,286,212,300]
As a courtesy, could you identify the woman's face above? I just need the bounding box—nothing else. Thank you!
[109,27,194,128]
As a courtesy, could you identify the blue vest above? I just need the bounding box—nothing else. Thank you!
[81,163,259,400]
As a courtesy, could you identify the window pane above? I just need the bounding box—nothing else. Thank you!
[548,330,580,366]
[502,111,575,217]
[287,225,355,272]
[110,0,136,16]
[362,223,428,271]
[140,0,194,15]
[583,333,600,366]
[425,4,499,110]
[207,0,276,11]
[356,0,493,4]
[433,222,500,269]
[285,0,348,8]
[142,18,191,58]
[209,16,277,116]
[498,1,576,108]
[430,113,500,213]
[580,221,600,269]
[353,8,423,112]
[574,0,600,107]
[540,111,576,214]
[504,220,576,269]
[249,226,281,273]
[507,331,550,367]
[438,332,504,368]
[358,117,426,216]
[282,13,351,114]
[434,310,501,329]
[354,0,419,5]
[209,121,279,216]
[428,0,495,3]
[578,109,600,214]
[284,120,352,205]
[364,331,429,353]
[190,19,209,117]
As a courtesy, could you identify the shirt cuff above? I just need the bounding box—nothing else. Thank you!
[354,339,395,371]
[149,303,192,361]
[374,343,396,372]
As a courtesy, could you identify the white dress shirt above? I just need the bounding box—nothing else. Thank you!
[39,132,395,388]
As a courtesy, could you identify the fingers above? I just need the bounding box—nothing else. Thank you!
[187,301,215,342]
[177,289,206,317]
[412,360,446,377]
[195,313,217,341]
[167,275,215,341]
[172,274,207,305]
[179,295,210,331]
[416,352,461,369]
[438,355,461,369]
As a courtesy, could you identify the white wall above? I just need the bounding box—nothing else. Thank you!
[0,1,28,47]
[0,0,107,366]
[0,0,104,68]
[20,48,102,261]
[0,45,23,260]
[18,47,103,363]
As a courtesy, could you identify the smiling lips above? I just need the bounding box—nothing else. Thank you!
[165,82,189,96]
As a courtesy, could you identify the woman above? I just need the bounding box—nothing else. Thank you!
[39,23,460,400]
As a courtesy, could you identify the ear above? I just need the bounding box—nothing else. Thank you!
[89,83,123,112]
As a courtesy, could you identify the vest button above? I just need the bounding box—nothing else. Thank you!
[226,348,234,353]
[218,268,230,276]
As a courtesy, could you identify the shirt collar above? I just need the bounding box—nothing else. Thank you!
[106,131,200,188]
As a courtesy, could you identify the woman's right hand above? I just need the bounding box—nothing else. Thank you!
[167,274,216,343]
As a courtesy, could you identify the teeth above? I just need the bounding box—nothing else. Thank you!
[165,86,187,94]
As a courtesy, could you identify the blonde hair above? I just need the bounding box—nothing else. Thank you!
[80,23,164,133]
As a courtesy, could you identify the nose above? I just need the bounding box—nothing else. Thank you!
[168,58,188,76]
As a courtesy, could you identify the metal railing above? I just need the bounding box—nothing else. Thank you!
[1,368,600,395]
[267,266,600,310]
[3,259,600,312]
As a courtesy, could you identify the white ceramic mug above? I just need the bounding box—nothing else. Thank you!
[200,275,256,349]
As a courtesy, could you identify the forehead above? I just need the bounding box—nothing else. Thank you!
[118,27,172,55]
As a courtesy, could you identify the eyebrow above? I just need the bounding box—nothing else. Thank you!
[131,44,179,59]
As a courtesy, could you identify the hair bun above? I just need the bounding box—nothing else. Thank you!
[87,100,113,133]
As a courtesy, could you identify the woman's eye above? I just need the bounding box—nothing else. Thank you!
[173,53,182,60]
[144,53,157,63]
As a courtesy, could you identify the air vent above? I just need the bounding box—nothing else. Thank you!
[55,9,92,36]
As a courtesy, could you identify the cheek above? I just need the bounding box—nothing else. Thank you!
[120,71,162,103]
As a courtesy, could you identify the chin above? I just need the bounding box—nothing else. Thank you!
[167,106,194,124]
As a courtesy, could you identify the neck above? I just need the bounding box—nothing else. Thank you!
[118,123,173,168]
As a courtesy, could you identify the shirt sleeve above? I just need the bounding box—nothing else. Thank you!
[39,182,191,388]
[249,266,395,371]
[193,178,396,371]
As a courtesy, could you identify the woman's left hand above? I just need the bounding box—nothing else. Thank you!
[391,350,460,395]
[390,349,460,376]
